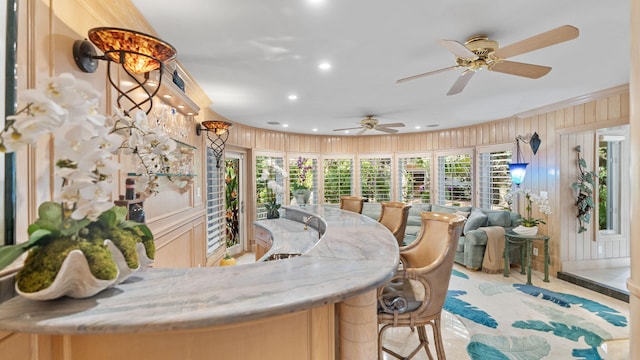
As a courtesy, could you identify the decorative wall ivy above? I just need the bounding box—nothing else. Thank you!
[571,145,598,234]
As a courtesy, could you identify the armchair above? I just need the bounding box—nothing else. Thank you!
[339,195,364,214]
[377,212,465,359]
[378,201,411,247]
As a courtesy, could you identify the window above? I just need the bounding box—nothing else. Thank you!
[436,152,472,206]
[206,147,225,255]
[289,156,318,205]
[597,127,629,239]
[477,147,512,210]
[323,158,353,204]
[398,156,431,204]
[360,156,392,203]
[256,155,286,219]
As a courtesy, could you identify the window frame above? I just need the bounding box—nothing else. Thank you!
[475,144,513,210]
[321,155,355,204]
[434,149,474,206]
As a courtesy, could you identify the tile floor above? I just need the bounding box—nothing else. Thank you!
[567,267,630,293]
[233,253,630,359]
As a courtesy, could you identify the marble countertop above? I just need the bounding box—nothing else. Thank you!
[0,205,398,335]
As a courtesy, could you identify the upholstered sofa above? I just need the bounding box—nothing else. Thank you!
[361,202,521,270]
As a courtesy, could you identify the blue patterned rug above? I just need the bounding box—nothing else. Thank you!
[444,267,629,360]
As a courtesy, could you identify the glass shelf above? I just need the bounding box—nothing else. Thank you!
[127,173,196,177]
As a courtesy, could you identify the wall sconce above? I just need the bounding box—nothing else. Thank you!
[72,27,177,116]
[509,132,541,186]
[196,120,233,168]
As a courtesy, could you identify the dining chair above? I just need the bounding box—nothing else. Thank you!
[339,196,365,214]
[377,211,465,360]
[378,201,412,247]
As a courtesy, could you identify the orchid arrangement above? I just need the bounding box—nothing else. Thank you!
[505,188,552,227]
[291,156,313,191]
[0,73,174,281]
[257,158,288,216]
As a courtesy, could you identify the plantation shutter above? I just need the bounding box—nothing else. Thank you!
[323,158,353,204]
[360,156,392,203]
[206,147,225,255]
[437,153,472,206]
[478,149,512,210]
[398,156,431,204]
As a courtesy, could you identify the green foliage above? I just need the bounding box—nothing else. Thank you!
[571,146,598,233]
[0,202,155,290]
[225,159,240,248]
[15,237,118,293]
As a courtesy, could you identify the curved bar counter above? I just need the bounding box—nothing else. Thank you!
[0,205,398,360]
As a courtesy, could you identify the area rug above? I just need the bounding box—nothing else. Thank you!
[444,267,629,360]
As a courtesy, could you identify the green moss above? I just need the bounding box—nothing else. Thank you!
[130,226,155,260]
[16,238,117,293]
[86,225,139,269]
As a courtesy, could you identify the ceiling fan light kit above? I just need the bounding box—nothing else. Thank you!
[397,25,579,95]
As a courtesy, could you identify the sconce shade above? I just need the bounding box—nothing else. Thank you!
[197,121,233,168]
[88,27,177,74]
[201,120,232,136]
[529,132,541,155]
[509,163,528,186]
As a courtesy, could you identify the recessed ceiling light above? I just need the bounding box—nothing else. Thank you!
[318,62,331,71]
[147,80,157,87]
[415,125,422,130]
[162,94,172,99]
[312,128,318,132]
[288,94,298,101]
[283,124,289,128]
[178,105,185,109]
[344,130,350,134]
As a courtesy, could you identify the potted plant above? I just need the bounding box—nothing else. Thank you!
[257,159,287,219]
[291,156,313,205]
[0,73,173,299]
[506,188,551,236]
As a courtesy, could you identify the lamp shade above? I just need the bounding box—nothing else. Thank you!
[509,163,528,186]
[88,27,177,74]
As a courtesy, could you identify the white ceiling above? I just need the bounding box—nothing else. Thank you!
[130,0,629,136]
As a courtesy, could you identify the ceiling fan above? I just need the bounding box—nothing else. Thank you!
[397,25,579,95]
[333,115,405,135]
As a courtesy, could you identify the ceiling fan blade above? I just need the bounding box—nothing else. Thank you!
[396,65,461,84]
[490,60,551,79]
[494,25,579,59]
[436,39,478,59]
[375,127,399,134]
[447,69,475,96]
[377,122,405,128]
[356,128,367,135]
[333,126,362,132]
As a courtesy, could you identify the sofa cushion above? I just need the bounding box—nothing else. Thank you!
[406,204,432,227]
[431,204,472,214]
[463,208,488,235]
[480,209,512,227]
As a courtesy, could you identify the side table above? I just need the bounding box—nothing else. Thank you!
[504,231,550,285]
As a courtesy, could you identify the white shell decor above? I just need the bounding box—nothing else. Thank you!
[136,242,154,267]
[105,240,140,284]
[15,249,119,301]
[512,225,538,237]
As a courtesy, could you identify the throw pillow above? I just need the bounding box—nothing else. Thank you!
[463,208,488,235]
[482,209,512,227]
[431,204,472,214]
